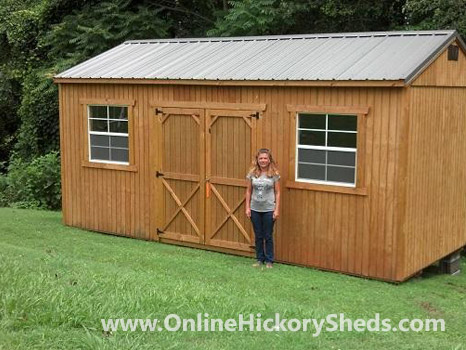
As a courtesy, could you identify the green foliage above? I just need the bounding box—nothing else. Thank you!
[208,0,406,37]
[43,0,172,64]
[1,151,61,209]
[318,0,405,32]
[154,0,222,38]
[0,73,20,169]
[4,9,40,50]
[0,0,60,167]
[0,0,44,77]
[208,0,313,36]
[15,69,59,161]
[403,0,466,40]
[0,172,7,206]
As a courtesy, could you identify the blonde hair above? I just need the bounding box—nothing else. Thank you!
[247,148,280,178]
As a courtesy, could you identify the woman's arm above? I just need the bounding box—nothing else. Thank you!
[245,181,252,218]
[273,180,281,220]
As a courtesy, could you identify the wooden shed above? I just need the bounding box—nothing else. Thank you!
[54,30,466,282]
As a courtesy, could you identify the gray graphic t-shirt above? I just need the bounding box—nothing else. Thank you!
[246,173,280,212]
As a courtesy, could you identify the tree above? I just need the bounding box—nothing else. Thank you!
[43,0,172,66]
[208,0,406,37]
[208,0,318,36]
[403,0,466,40]
[0,73,20,172]
[318,0,405,33]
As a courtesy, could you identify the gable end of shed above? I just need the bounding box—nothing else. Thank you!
[408,36,466,87]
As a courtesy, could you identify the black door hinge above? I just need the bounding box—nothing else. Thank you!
[157,228,164,235]
[156,171,164,177]
[155,108,163,115]
[250,112,260,119]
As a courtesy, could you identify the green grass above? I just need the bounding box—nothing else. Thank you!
[0,208,465,350]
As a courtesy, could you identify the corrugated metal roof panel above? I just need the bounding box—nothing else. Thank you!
[55,30,461,82]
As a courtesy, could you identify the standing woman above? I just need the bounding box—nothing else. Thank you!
[245,148,281,268]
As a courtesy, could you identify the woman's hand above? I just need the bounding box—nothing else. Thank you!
[273,209,279,221]
[246,208,251,218]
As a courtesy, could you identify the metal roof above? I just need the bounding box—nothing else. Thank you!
[55,30,463,82]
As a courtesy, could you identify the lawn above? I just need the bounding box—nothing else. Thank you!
[0,208,465,350]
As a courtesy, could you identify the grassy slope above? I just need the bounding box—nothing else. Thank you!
[0,208,465,350]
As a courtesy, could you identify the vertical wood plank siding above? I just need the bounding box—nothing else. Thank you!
[401,86,466,278]
[59,83,407,281]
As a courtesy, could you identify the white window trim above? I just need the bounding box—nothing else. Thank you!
[295,113,358,188]
[87,105,129,165]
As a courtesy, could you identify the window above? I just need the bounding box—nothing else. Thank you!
[88,105,129,164]
[296,113,357,187]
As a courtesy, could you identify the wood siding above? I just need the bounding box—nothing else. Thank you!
[400,86,466,278]
[59,83,408,281]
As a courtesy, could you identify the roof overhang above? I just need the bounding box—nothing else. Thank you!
[53,78,406,88]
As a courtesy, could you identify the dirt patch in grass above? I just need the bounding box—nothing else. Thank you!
[445,281,466,294]
[420,301,443,316]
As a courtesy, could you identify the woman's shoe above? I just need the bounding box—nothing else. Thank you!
[266,262,273,269]
[252,261,263,267]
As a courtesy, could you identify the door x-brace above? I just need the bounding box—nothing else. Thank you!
[208,114,253,133]
[158,111,200,126]
[161,178,201,238]
[208,183,251,243]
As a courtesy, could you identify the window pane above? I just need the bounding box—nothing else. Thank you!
[110,136,128,148]
[91,147,110,161]
[89,119,108,132]
[327,166,355,184]
[299,114,326,129]
[299,130,325,146]
[109,120,128,133]
[328,151,356,166]
[90,135,110,147]
[328,132,357,148]
[89,106,107,119]
[297,163,325,180]
[109,106,128,120]
[111,148,129,162]
[328,114,357,131]
[298,149,325,164]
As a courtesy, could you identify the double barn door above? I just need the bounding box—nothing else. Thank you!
[154,104,263,253]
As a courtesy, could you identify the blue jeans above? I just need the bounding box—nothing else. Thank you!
[250,210,274,263]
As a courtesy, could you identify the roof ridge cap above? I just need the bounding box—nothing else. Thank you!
[123,30,456,45]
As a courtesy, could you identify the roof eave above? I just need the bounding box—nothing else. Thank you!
[53,77,405,88]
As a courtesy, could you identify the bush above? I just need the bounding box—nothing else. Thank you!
[2,151,61,210]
